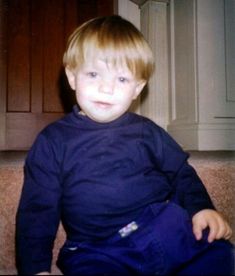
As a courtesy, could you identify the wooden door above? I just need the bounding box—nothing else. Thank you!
[0,0,115,150]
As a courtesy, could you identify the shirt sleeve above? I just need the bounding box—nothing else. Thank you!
[169,161,215,216]
[16,131,62,275]
[147,121,215,216]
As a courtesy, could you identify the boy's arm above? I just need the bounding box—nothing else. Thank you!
[166,155,232,242]
[155,127,232,241]
[152,124,215,215]
[147,122,232,241]
[144,121,214,216]
[169,162,215,217]
[16,132,62,275]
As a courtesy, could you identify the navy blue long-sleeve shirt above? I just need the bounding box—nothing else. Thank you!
[16,105,214,274]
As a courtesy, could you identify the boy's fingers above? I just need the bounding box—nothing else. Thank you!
[218,223,232,240]
[208,219,232,242]
[208,229,216,243]
[207,219,218,242]
[193,224,203,240]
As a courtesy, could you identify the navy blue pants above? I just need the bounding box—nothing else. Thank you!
[57,202,234,275]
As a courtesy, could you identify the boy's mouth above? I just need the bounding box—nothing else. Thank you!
[93,101,113,109]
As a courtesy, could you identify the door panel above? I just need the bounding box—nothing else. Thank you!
[0,0,115,150]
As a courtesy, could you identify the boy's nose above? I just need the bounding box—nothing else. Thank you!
[99,80,114,95]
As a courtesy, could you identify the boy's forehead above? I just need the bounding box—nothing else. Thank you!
[84,45,129,64]
[83,55,131,72]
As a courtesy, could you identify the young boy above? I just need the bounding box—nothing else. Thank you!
[16,15,234,275]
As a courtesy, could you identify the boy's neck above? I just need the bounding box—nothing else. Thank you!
[78,110,86,116]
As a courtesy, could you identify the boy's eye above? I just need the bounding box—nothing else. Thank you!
[87,72,98,78]
[118,77,128,83]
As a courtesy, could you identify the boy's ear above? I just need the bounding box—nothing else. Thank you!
[65,67,76,90]
[133,80,146,100]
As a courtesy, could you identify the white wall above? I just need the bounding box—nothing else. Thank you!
[118,0,140,29]
[118,0,141,113]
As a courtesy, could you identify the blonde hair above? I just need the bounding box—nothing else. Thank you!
[63,15,154,81]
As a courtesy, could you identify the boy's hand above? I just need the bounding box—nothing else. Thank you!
[192,209,232,243]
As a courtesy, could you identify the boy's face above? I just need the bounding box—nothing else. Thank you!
[66,58,146,123]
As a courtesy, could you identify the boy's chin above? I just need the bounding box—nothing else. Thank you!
[88,113,123,124]
[90,116,119,124]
